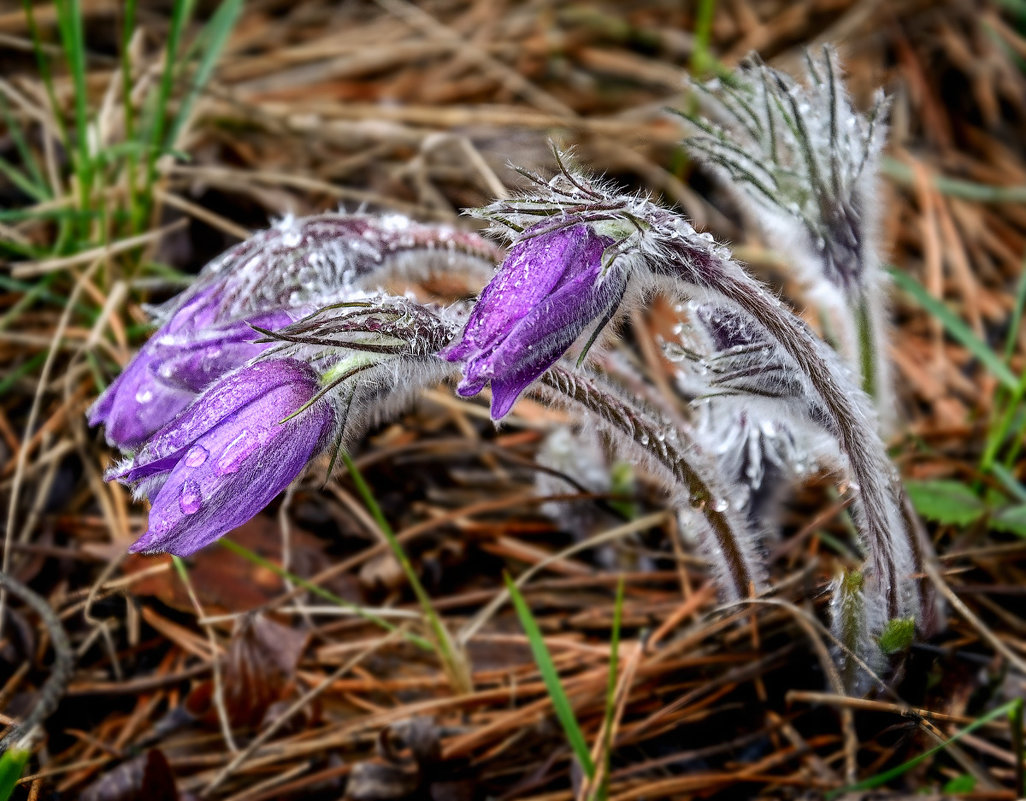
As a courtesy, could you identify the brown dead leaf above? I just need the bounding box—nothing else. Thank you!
[347,718,475,801]
[186,613,309,729]
[79,749,178,801]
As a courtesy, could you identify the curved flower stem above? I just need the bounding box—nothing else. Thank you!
[539,367,760,601]
[679,253,917,620]
[0,570,75,753]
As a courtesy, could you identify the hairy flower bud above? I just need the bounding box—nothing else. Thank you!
[89,214,498,449]
[108,359,335,556]
[443,223,627,419]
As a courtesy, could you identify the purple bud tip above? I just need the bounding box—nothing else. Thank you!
[443,223,626,419]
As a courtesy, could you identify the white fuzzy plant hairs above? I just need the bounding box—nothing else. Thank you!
[679,47,896,435]
[94,53,937,694]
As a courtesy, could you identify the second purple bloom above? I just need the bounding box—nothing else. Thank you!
[443,223,627,419]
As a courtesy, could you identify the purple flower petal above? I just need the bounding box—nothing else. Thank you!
[116,359,335,556]
[441,224,590,361]
[445,222,626,419]
[108,359,315,486]
[91,310,294,449]
[88,348,198,449]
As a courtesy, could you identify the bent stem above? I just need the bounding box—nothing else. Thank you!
[691,256,919,621]
[538,367,761,601]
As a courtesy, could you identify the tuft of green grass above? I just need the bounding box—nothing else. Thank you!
[828,698,1023,798]
[505,574,597,782]
[7,0,242,269]
[340,452,473,694]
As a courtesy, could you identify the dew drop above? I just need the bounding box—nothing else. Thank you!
[215,429,262,476]
[179,480,202,515]
[711,498,729,513]
[184,445,208,468]
[135,388,153,404]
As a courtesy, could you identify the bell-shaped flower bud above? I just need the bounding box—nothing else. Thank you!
[107,359,335,556]
[443,223,627,419]
[88,304,292,449]
[89,214,499,449]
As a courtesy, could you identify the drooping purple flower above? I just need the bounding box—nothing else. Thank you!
[89,214,500,450]
[107,359,335,556]
[443,223,627,419]
[89,305,294,449]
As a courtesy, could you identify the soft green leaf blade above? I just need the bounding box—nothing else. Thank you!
[942,774,976,794]
[505,574,596,779]
[905,479,986,526]
[888,267,1018,391]
[0,748,30,801]
[991,504,1026,537]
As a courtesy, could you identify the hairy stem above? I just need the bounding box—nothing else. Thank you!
[539,367,761,600]
[692,255,913,619]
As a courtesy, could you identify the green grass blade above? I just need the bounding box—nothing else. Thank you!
[144,0,195,196]
[0,748,30,801]
[339,452,470,693]
[21,0,70,152]
[119,0,141,230]
[1011,697,1024,798]
[0,96,49,198]
[54,0,95,228]
[1003,258,1026,362]
[690,0,718,76]
[505,574,596,779]
[883,157,1026,203]
[990,463,1026,503]
[218,538,433,651]
[165,0,242,150]
[0,156,48,203]
[888,267,1017,390]
[828,699,1021,797]
[0,352,48,399]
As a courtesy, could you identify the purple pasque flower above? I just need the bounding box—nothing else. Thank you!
[443,223,627,419]
[107,359,335,556]
[89,214,500,450]
[88,274,294,450]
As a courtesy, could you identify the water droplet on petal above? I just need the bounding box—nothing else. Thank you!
[135,389,153,404]
[184,445,208,468]
[215,429,262,476]
[179,480,202,515]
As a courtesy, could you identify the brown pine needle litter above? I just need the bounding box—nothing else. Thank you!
[2,1,1026,799]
